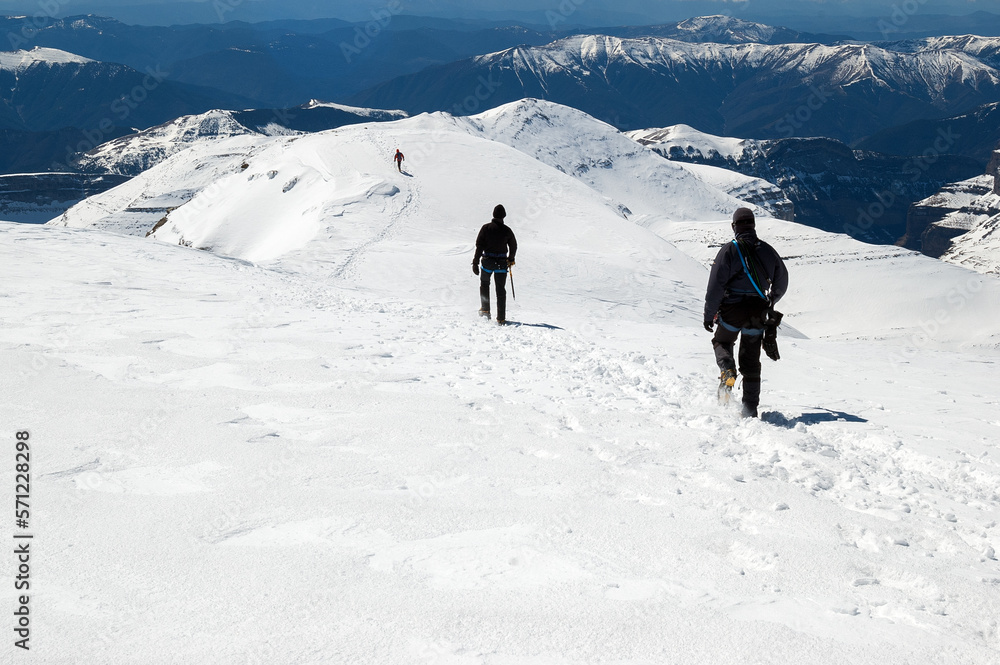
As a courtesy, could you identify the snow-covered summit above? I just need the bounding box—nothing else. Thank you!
[628,124,748,161]
[454,99,789,222]
[76,110,257,177]
[0,46,94,69]
[672,15,780,44]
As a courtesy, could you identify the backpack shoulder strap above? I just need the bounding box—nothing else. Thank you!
[732,239,768,300]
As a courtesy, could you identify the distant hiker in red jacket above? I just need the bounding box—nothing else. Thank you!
[473,204,517,325]
[393,149,404,172]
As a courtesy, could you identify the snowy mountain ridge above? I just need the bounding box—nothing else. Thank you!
[55,100,792,241]
[354,31,1000,142]
[476,35,1000,100]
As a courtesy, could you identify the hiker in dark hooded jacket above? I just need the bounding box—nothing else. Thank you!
[473,204,517,325]
[704,207,789,418]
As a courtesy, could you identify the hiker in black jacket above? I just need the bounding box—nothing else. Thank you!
[704,208,789,417]
[473,204,517,325]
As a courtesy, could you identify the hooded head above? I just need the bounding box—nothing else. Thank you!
[493,204,507,221]
[731,207,755,237]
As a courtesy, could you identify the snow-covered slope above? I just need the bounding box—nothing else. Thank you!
[52,102,786,245]
[75,103,411,177]
[6,94,1000,661]
[454,100,792,222]
[0,46,93,69]
[53,100,1000,350]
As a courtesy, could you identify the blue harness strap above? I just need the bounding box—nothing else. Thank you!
[732,240,767,300]
[480,266,508,274]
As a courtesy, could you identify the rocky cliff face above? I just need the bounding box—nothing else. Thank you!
[991,150,1000,195]
[902,151,1000,272]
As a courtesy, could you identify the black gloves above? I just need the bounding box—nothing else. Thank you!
[704,320,714,333]
[507,259,515,268]
[472,263,479,276]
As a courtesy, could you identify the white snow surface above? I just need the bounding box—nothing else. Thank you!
[0,46,93,69]
[10,99,1000,663]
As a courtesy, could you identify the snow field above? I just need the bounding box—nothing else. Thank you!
[3,220,999,663]
[6,101,1000,663]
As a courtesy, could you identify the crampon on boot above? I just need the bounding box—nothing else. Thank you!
[718,368,737,404]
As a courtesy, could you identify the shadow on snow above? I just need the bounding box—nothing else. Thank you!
[761,408,868,427]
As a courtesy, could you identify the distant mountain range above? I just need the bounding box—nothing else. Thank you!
[858,102,1000,165]
[0,14,851,109]
[0,47,256,134]
[352,34,1000,144]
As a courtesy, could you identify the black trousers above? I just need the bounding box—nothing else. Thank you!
[479,257,508,321]
[712,298,767,408]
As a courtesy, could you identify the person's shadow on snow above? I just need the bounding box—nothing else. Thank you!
[762,409,868,427]
[500,321,564,330]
